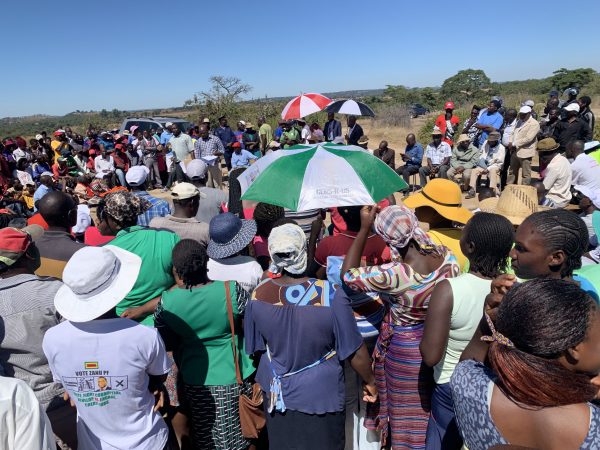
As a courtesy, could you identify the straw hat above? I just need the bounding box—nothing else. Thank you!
[478,184,540,225]
[537,138,560,152]
[403,178,473,225]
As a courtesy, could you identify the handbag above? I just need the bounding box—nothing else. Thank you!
[225,282,266,439]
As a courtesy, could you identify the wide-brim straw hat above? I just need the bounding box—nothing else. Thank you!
[479,184,542,225]
[403,178,473,225]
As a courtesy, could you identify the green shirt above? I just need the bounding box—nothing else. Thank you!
[281,128,300,149]
[110,226,180,326]
[259,123,273,147]
[157,281,255,385]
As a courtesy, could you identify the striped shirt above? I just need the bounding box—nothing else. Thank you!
[0,274,64,407]
[132,191,171,227]
[284,208,322,236]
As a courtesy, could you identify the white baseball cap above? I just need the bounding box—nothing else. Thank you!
[186,159,208,180]
[519,105,532,114]
[171,182,206,200]
[564,103,580,113]
[125,165,149,186]
[575,185,600,209]
[165,122,174,128]
[55,246,142,322]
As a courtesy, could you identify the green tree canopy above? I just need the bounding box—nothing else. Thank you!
[440,69,492,103]
[551,68,597,92]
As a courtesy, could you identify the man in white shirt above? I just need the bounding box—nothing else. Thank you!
[0,376,55,450]
[43,246,170,450]
[566,140,600,191]
[419,128,452,187]
[537,138,572,208]
[297,118,311,144]
[94,146,116,181]
[467,131,506,197]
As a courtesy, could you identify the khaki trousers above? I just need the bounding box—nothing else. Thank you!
[446,167,472,187]
[206,164,222,188]
[469,166,500,192]
[507,153,532,185]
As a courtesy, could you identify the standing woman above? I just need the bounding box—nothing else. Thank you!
[342,204,460,449]
[245,223,377,450]
[155,239,255,450]
[419,213,514,449]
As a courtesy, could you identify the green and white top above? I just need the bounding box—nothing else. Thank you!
[434,273,491,384]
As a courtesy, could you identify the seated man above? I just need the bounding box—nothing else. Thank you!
[397,134,423,184]
[418,128,451,187]
[467,131,506,197]
[445,134,480,191]
[230,142,257,169]
[373,140,395,170]
[537,137,572,208]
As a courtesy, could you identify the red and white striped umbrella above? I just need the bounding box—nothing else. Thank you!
[281,93,332,120]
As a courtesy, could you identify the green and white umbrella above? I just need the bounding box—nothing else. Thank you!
[239,143,407,211]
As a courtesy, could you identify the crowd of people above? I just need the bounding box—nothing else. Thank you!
[0,87,599,450]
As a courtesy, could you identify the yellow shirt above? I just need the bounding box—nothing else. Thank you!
[428,228,468,272]
[51,140,68,161]
[22,193,34,210]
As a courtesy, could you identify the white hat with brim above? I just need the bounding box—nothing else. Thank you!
[55,246,142,322]
[575,185,600,210]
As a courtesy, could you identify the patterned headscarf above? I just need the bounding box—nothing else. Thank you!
[374,204,444,259]
[268,223,307,276]
[104,191,151,224]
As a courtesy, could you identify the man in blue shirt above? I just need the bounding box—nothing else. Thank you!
[33,172,57,211]
[159,123,173,146]
[397,133,423,186]
[475,100,504,147]
[213,116,236,170]
[231,142,257,168]
[126,166,171,226]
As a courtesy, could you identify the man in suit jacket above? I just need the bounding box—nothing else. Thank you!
[346,115,364,145]
[323,112,342,142]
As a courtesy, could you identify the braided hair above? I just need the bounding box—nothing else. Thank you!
[254,203,285,237]
[521,209,588,278]
[172,239,209,289]
[488,278,598,407]
[463,212,514,278]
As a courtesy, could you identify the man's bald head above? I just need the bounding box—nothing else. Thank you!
[566,140,585,159]
[38,192,77,229]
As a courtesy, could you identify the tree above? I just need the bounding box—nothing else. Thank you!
[99,109,108,118]
[186,76,252,119]
[440,69,492,103]
[550,68,597,92]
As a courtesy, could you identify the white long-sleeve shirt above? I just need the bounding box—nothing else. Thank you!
[94,155,115,178]
[0,377,55,450]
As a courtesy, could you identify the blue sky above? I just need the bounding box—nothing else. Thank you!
[2,0,599,117]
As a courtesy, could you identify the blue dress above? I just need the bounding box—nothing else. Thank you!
[450,359,600,449]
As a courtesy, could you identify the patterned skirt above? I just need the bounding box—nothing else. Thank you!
[365,321,433,449]
[184,382,252,450]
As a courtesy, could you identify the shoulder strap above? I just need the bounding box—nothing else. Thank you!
[225,282,243,384]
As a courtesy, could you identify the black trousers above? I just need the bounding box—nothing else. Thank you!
[265,401,345,450]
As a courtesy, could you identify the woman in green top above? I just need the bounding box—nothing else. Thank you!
[155,239,255,450]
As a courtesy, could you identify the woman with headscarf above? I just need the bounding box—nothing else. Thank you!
[341,204,460,449]
[244,223,377,450]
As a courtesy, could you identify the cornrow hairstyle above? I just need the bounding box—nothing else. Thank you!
[254,203,285,237]
[463,212,514,278]
[521,209,589,277]
[488,279,598,408]
[172,239,209,289]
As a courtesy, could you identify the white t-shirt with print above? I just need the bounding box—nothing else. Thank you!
[207,255,263,293]
[43,318,170,450]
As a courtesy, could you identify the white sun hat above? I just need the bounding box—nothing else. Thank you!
[55,246,142,322]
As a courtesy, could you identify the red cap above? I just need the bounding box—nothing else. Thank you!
[444,101,455,110]
[53,130,65,136]
[232,142,241,148]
